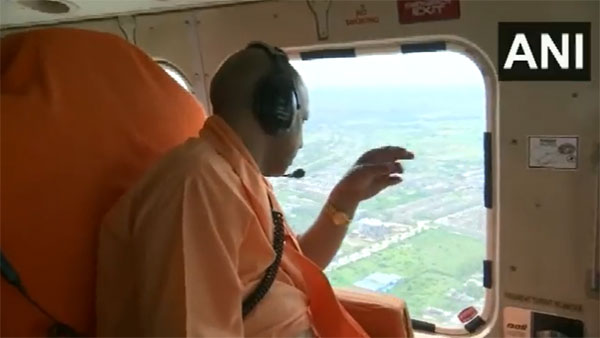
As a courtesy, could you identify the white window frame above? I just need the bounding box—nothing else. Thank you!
[156,59,193,93]
[284,38,498,336]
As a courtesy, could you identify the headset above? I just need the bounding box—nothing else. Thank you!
[245,41,301,135]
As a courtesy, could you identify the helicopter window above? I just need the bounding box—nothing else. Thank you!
[157,60,192,92]
[269,50,488,328]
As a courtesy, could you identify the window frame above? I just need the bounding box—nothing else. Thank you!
[283,38,498,336]
[156,59,193,93]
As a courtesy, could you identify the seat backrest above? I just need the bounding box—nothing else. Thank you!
[0,27,206,336]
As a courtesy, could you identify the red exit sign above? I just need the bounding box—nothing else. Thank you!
[397,0,461,24]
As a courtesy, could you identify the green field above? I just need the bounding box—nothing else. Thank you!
[326,228,484,319]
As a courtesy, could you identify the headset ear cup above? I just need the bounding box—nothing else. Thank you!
[270,75,295,130]
[253,74,295,135]
[253,76,278,135]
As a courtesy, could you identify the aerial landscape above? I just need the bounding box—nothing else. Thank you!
[269,53,487,327]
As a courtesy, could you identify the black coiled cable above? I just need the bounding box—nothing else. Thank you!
[242,208,285,318]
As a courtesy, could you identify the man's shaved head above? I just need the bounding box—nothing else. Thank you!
[208,43,309,177]
[209,45,299,118]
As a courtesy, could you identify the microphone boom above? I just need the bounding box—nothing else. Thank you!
[284,168,305,178]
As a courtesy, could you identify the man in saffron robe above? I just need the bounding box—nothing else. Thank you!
[96,41,414,337]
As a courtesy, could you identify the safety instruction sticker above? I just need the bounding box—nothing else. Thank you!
[528,136,578,169]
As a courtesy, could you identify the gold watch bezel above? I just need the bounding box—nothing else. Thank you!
[326,202,351,226]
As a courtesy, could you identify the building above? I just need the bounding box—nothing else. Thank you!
[353,272,403,293]
[357,218,391,239]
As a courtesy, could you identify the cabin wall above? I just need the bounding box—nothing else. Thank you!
[0,18,124,39]
[0,12,207,104]
[1,1,598,336]
[194,2,599,337]
[135,11,208,103]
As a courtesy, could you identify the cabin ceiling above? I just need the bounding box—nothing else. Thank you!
[0,0,259,28]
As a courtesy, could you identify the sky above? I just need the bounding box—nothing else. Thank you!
[290,51,485,88]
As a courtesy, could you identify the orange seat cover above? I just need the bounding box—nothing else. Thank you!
[0,27,206,336]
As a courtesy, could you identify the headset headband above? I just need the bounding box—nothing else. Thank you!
[246,41,289,61]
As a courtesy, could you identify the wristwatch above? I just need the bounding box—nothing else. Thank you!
[325,201,352,227]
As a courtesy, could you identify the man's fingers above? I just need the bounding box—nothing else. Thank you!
[387,175,403,186]
[356,162,402,177]
[358,146,415,164]
[373,175,403,191]
[397,161,404,174]
[380,146,414,160]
